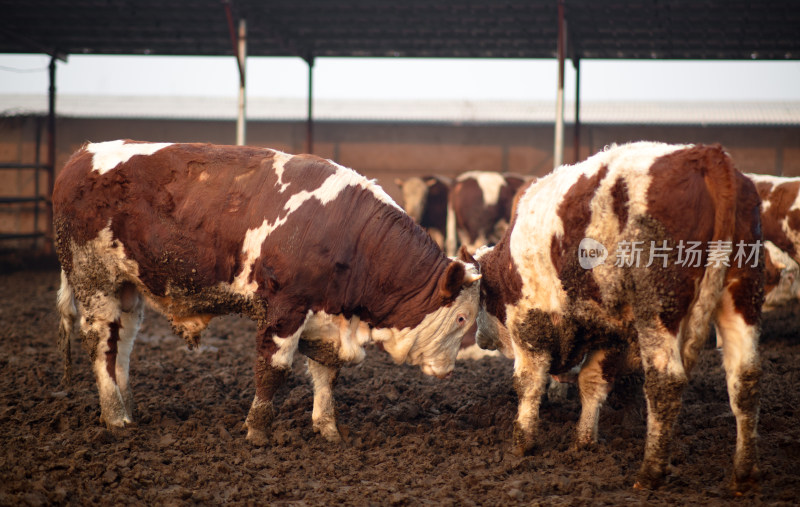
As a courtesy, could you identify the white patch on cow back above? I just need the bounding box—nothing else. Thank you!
[87,140,173,175]
[271,150,295,193]
[458,171,505,206]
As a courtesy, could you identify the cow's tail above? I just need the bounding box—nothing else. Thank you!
[56,269,76,386]
[682,145,739,373]
[445,196,458,257]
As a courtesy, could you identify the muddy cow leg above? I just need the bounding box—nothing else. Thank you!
[634,324,688,490]
[306,358,342,442]
[575,349,613,447]
[299,338,343,442]
[511,348,551,456]
[714,291,761,493]
[116,283,143,419]
[76,289,132,428]
[244,326,300,445]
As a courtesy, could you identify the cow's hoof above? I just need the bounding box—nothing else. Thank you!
[245,427,270,446]
[633,469,664,491]
[314,423,342,443]
[511,423,534,457]
[99,412,133,430]
[731,464,760,495]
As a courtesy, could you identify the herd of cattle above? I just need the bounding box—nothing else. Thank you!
[51,139,800,494]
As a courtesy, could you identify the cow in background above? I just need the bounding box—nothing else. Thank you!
[470,142,762,492]
[395,175,451,249]
[746,173,800,308]
[446,171,529,256]
[763,241,800,310]
[54,140,481,446]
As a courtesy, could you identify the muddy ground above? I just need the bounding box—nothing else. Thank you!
[1,266,799,506]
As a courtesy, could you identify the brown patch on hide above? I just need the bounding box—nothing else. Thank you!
[551,165,608,303]
[105,320,120,383]
[610,176,629,233]
[476,238,523,325]
[646,145,729,333]
[451,177,487,245]
[726,172,765,326]
[421,176,450,235]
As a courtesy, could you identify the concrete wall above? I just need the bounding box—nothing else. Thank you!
[1,114,799,249]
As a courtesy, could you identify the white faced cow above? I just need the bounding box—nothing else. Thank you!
[467,142,763,492]
[53,140,481,445]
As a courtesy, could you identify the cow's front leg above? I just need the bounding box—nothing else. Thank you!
[511,349,551,456]
[245,327,299,445]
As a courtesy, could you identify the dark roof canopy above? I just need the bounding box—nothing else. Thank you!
[1,0,798,60]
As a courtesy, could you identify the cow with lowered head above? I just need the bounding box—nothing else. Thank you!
[53,140,481,445]
[466,142,763,492]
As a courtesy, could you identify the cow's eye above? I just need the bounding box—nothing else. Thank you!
[457,314,467,326]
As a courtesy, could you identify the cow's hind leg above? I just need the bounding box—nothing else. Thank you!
[511,348,551,456]
[306,358,341,442]
[575,350,613,447]
[77,283,141,428]
[116,283,143,419]
[714,291,761,493]
[634,324,688,490]
[244,327,300,445]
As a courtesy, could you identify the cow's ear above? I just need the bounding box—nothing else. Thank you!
[439,261,466,300]
[457,245,477,264]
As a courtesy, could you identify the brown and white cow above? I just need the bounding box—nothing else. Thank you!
[53,140,481,445]
[763,241,800,310]
[445,171,528,256]
[395,175,451,249]
[467,142,763,492]
[746,173,800,308]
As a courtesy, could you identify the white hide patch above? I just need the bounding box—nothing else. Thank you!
[87,140,173,175]
[231,156,402,294]
[458,170,506,206]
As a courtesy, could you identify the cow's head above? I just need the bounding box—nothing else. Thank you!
[375,259,481,378]
[463,245,515,359]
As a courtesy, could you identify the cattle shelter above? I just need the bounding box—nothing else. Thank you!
[1,0,799,253]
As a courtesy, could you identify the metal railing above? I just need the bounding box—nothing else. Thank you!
[0,118,52,245]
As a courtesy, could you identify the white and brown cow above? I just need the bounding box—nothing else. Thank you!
[395,175,451,249]
[466,142,763,492]
[53,140,481,445]
[445,171,529,256]
[746,173,800,308]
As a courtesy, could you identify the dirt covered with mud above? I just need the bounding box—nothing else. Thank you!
[1,267,799,505]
